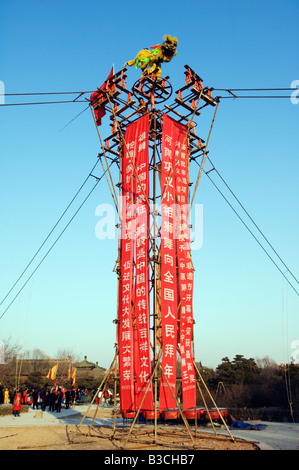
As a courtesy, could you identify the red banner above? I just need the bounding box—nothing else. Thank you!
[160,114,196,411]
[118,115,153,413]
[174,134,196,411]
[132,116,153,410]
[118,123,135,413]
[159,114,180,410]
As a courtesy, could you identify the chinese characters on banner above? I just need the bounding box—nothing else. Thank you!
[118,113,196,414]
[174,120,197,411]
[159,115,180,411]
[118,115,153,413]
[160,114,196,411]
[133,116,154,411]
[119,122,135,413]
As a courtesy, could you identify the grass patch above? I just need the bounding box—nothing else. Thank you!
[0,404,30,417]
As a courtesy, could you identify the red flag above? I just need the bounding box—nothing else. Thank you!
[72,368,76,387]
[90,66,114,126]
[50,363,58,380]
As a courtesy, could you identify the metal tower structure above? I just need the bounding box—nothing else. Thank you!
[77,65,234,448]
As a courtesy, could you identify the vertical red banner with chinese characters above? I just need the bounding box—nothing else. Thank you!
[159,114,180,410]
[119,115,153,413]
[119,123,136,413]
[175,134,196,411]
[160,114,196,411]
[133,115,154,410]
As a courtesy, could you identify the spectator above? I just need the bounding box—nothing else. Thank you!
[65,389,71,409]
[56,389,63,413]
[32,388,39,409]
[0,383,3,405]
[13,389,21,417]
[41,390,49,411]
[49,389,57,412]
[22,388,28,405]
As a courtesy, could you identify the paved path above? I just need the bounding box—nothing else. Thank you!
[1,406,298,450]
[225,421,299,450]
[0,404,119,428]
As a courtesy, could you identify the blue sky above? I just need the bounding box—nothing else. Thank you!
[0,0,298,370]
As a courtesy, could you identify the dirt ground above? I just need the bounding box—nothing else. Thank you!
[0,408,259,451]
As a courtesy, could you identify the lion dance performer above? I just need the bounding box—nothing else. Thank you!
[125,35,178,80]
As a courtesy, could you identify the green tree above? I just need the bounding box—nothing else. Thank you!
[215,356,235,384]
[232,355,259,384]
[216,355,259,385]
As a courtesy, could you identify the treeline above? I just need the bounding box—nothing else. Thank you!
[196,355,299,421]
[1,340,298,420]
[0,342,105,391]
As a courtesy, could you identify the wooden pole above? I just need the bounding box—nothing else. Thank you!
[152,108,159,444]
[121,349,163,449]
[112,146,122,437]
[195,378,217,435]
[74,354,117,432]
[89,104,120,213]
[87,359,117,435]
[190,101,219,209]
[193,361,235,441]
[159,363,195,446]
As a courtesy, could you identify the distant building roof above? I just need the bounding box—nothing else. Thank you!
[74,356,100,370]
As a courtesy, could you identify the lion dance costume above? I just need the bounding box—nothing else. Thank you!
[125,35,178,80]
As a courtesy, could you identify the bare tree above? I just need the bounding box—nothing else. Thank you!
[56,348,80,363]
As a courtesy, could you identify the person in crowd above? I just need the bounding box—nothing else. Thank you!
[13,389,21,417]
[4,387,9,404]
[65,389,71,409]
[0,383,4,405]
[22,388,28,405]
[56,389,63,413]
[9,389,14,404]
[41,390,49,411]
[32,388,39,409]
[49,389,57,412]
[39,388,46,407]
[70,388,76,408]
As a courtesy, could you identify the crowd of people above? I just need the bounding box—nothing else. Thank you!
[0,383,96,417]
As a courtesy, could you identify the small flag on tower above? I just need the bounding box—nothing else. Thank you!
[90,66,115,126]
